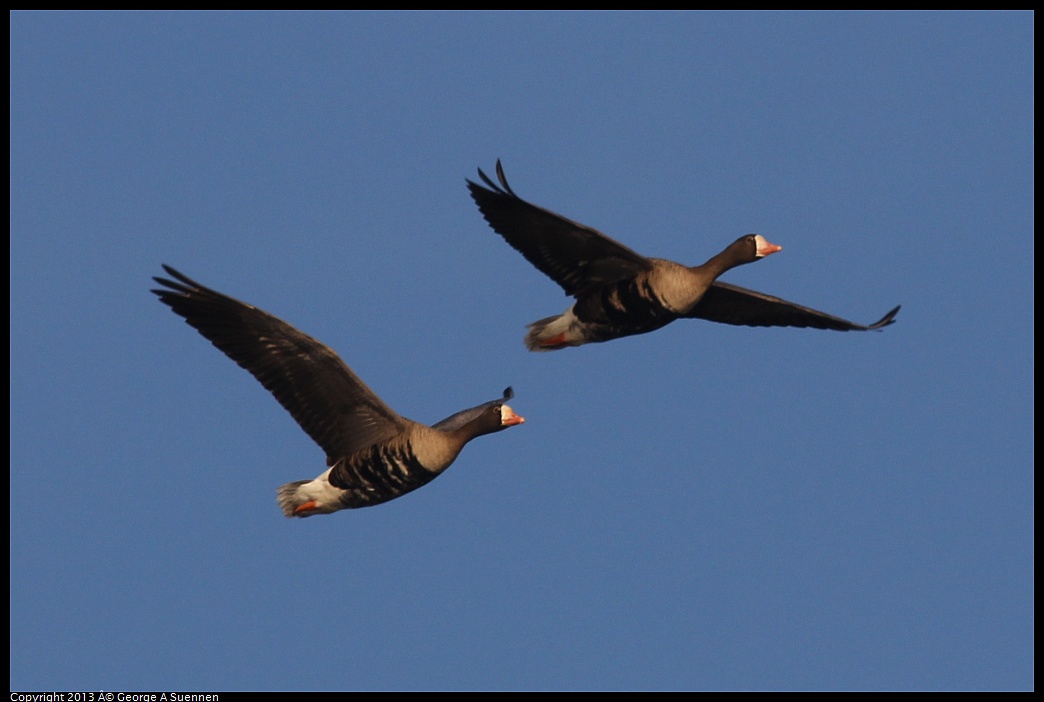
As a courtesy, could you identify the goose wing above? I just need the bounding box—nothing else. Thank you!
[152,265,408,462]
[686,281,900,331]
[468,160,652,298]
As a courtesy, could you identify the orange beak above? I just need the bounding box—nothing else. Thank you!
[501,405,525,426]
[757,239,782,257]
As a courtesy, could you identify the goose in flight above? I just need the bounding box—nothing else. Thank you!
[467,161,899,351]
[152,265,524,517]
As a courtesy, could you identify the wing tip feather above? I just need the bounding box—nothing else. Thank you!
[867,304,901,330]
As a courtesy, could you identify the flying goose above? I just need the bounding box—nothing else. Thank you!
[151,265,524,517]
[467,161,900,351]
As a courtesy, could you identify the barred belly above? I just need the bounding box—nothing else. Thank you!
[573,276,678,343]
[329,442,438,508]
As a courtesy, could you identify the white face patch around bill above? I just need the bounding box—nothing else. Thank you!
[753,234,782,258]
[500,404,525,426]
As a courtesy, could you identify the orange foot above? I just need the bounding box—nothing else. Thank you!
[294,500,318,514]
[539,333,570,348]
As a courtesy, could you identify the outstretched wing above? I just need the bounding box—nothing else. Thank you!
[467,160,652,298]
[686,281,901,331]
[151,265,407,461]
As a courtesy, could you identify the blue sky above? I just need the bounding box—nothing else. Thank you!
[10,11,1033,691]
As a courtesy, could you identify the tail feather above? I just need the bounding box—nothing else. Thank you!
[277,480,312,518]
[525,314,575,352]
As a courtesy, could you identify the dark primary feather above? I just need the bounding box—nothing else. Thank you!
[151,265,406,463]
[690,282,901,331]
[467,160,652,297]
